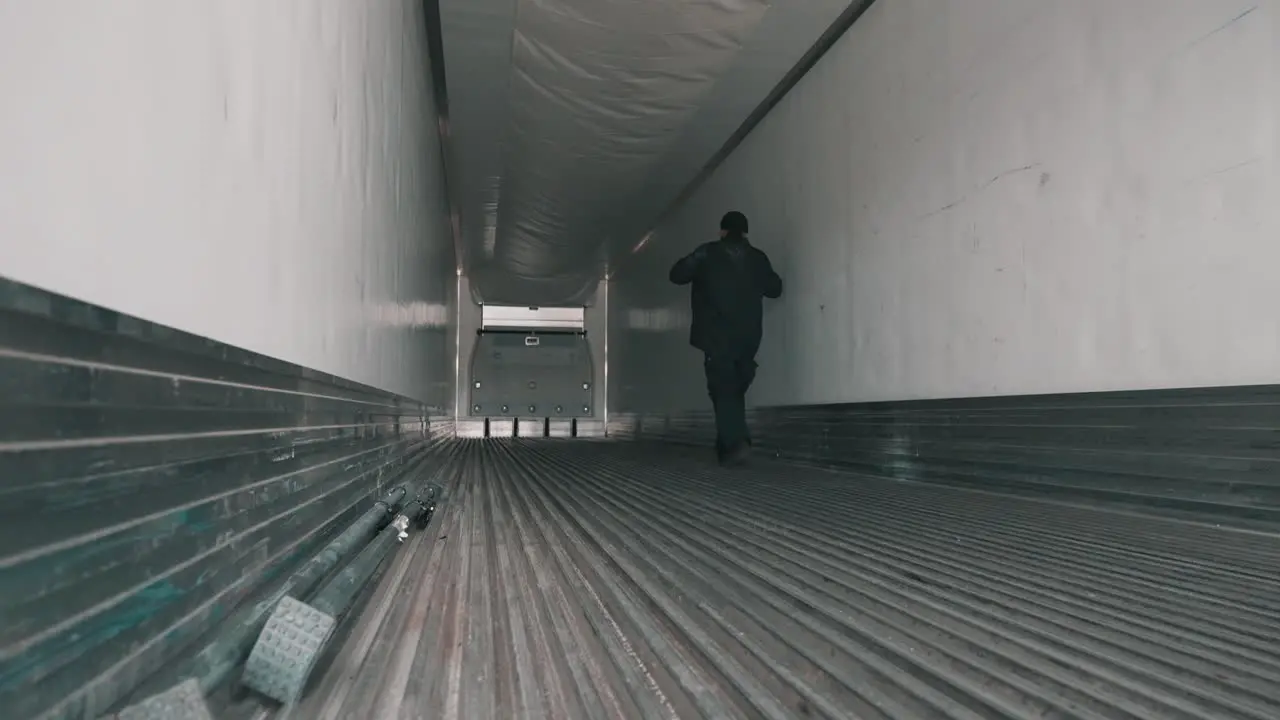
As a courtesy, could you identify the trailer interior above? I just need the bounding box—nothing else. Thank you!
[1,1,1278,719]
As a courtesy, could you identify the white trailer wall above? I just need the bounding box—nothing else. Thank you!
[0,0,457,406]
[610,0,1278,412]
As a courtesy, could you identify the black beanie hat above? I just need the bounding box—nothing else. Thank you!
[720,211,748,235]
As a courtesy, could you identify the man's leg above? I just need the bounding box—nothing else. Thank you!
[707,391,724,458]
[704,354,746,460]
[734,357,758,449]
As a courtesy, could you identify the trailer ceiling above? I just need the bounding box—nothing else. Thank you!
[438,0,852,306]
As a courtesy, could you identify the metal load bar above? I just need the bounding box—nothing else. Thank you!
[239,481,441,705]
[255,439,1280,720]
[112,443,457,720]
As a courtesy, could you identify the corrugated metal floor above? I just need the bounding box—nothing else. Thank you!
[238,439,1280,719]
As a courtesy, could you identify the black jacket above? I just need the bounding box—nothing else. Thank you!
[669,236,782,357]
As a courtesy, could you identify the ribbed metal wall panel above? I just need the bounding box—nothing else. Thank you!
[608,388,1280,532]
[242,439,1280,720]
[0,278,437,720]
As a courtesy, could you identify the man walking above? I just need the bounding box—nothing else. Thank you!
[669,211,783,466]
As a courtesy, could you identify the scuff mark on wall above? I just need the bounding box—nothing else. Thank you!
[920,163,1043,219]
[1177,5,1258,55]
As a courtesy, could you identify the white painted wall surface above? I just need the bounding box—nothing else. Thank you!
[0,0,457,406]
[611,0,1279,411]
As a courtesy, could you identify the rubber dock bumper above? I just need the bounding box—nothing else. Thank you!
[228,439,1280,720]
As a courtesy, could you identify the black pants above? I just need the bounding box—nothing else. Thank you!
[704,353,757,455]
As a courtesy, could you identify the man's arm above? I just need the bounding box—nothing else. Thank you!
[669,243,709,285]
[756,251,783,298]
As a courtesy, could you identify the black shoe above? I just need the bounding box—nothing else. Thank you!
[720,442,751,467]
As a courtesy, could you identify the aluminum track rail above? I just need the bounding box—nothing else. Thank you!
[230,439,1280,720]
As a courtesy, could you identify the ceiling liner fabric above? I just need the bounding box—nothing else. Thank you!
[472,0,771,306]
